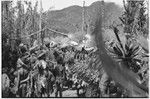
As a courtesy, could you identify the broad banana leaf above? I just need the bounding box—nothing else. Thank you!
[90,4,148,97]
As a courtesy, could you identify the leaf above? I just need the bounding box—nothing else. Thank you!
[116,44,124,56]
[125,43,130,52]
[132,46,140,54]
[113,46,123,56]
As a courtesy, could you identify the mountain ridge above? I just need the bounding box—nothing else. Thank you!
[43,1,123,34]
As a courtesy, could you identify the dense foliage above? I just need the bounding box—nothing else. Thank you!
[2,0,149,98]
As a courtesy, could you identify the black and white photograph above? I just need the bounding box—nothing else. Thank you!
[1,0,149,98]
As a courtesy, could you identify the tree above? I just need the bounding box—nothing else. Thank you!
[2,1,16,48]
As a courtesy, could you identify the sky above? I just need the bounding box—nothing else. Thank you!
[14,0,123,12]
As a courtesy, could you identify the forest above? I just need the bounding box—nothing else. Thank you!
[2,0,149,98]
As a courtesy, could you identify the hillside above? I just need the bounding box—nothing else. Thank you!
[42,1,123,34]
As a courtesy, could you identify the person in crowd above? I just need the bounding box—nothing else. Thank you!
[12,43,30,97]
[35,50,54,97]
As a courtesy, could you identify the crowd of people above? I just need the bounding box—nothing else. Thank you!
[2,38,93,98]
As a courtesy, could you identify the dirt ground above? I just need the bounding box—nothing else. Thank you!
[51,89,78,97]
